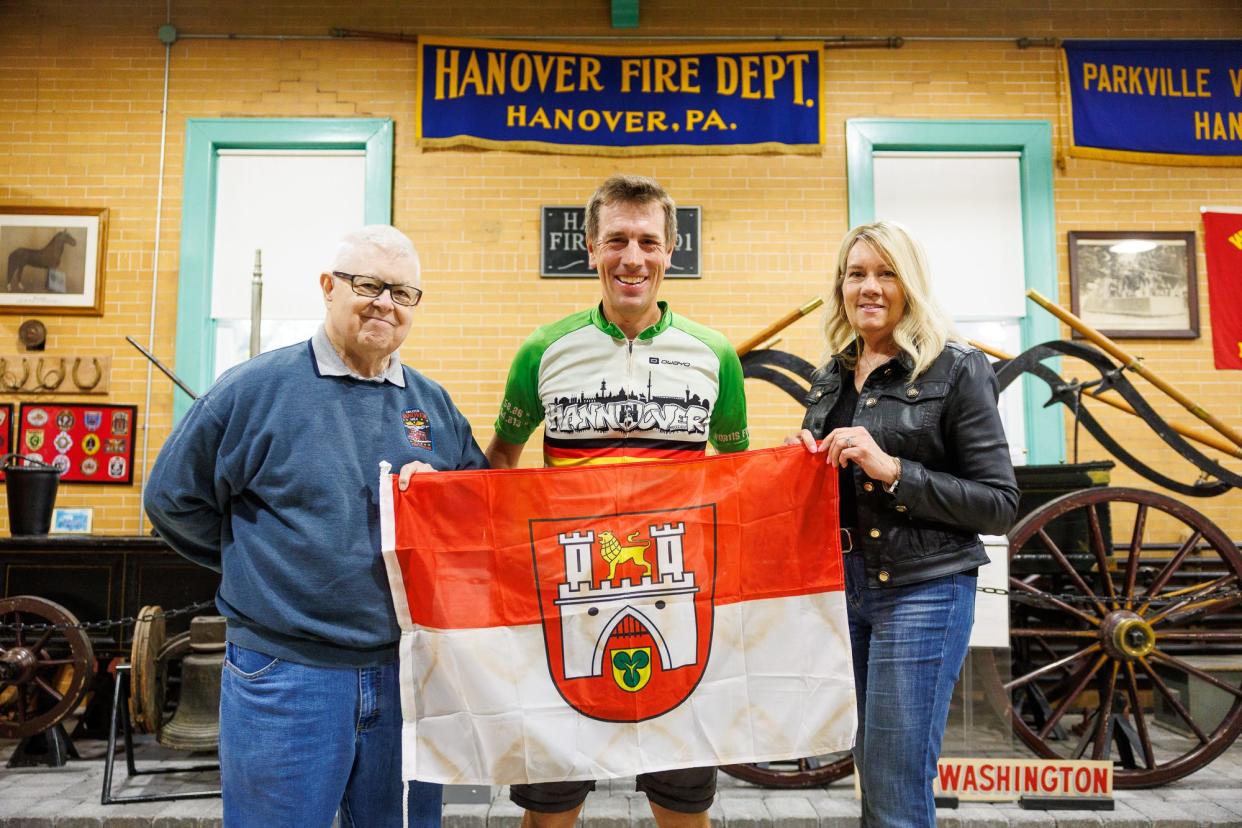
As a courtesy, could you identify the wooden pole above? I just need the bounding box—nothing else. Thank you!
[1026,288,1242,451]
[735,296,824,357]
[969,339,1242,462]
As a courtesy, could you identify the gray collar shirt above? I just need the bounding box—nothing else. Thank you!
[310,324,406,387]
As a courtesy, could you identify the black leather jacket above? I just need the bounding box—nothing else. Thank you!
[801,341,1019,588]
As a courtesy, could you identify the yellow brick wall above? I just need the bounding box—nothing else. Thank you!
[0,1,1239,549]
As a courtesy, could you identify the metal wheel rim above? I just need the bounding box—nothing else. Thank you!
[129,604,165,734]
[720,751,854,788]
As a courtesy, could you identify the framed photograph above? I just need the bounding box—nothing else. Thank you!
[51,507,93,534]
[1068,231,1198,339]
[0,207,109,315]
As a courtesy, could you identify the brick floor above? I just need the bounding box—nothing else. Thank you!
[5,731,1242,826]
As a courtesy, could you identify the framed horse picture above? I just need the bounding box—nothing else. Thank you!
[0,207,109,315]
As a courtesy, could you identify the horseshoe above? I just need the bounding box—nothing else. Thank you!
[35,357,65,392]
[72,357,102,392]
[0,358,30,392]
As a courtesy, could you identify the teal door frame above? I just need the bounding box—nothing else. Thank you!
[845,118,1064,465]
[174,118,394,421]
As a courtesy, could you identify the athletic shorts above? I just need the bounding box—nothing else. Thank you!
[509,766,717,814]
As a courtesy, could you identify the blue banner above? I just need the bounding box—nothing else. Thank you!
[417,37,824,156]
[1063,40,1242,166]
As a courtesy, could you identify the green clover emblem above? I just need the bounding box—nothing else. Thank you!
[612,649,651,688]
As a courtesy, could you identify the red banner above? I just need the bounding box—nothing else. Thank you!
[1202,210,1242,369]
[0,403,13,480]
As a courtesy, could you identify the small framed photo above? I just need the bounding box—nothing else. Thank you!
[1068,231,1198,339]
[51,507,93,534]
[0,207,109,315]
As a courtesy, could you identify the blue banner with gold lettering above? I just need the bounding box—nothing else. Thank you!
[417,37,824,156]
[1063,40,1242,166]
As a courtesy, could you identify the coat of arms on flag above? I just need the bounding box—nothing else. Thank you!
[531,505,716,721]
[379,444,856,786]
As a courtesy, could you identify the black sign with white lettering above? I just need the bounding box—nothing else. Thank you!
[540,206,700,278]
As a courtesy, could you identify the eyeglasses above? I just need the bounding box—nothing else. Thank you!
[331,271,423,307]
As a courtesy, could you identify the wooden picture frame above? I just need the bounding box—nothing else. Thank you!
[0,207,109,315]
[1068,231,1198,339]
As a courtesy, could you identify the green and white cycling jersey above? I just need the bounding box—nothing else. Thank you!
[494,302,749,467]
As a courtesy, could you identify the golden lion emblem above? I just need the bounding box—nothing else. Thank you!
[598,530,653,581]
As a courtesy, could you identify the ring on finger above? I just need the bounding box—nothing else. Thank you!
[844,437,854,448]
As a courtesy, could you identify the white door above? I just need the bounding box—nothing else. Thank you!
[210,150,366,378]
[872,151,1029,466]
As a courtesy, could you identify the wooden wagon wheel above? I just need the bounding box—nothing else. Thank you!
[720,751,854,788]
[0,595,95,739]
[129,605,165,734]
[1005,487,1242,788]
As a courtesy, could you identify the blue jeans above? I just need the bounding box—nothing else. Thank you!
[844,553,975,828]
[220,642,442,828]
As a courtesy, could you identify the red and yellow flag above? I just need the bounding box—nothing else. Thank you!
[380,444,854,785]
[1203,209,1242,369]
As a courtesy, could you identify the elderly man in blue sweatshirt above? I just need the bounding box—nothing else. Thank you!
[144,225,486,828]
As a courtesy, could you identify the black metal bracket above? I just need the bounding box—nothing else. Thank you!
[100,663,221,805]
[5,723,78,768]
[740,349,818,403]
[995,340,1241,497]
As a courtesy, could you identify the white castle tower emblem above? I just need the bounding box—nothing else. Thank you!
[554,523,700,680]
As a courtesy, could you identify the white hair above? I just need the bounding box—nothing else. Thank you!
[330,225,420,278]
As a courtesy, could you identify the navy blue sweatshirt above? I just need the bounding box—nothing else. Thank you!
[144,339,487,667]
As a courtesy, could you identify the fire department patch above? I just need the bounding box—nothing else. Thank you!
[530,503,717,723]
[402,409,433,450]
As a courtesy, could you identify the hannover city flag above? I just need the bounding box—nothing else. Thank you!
[378,444,855,785]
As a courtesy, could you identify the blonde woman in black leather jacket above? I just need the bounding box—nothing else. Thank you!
[788,221,1018,827]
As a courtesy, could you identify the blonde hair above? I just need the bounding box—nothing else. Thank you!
[822,221,958,379]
